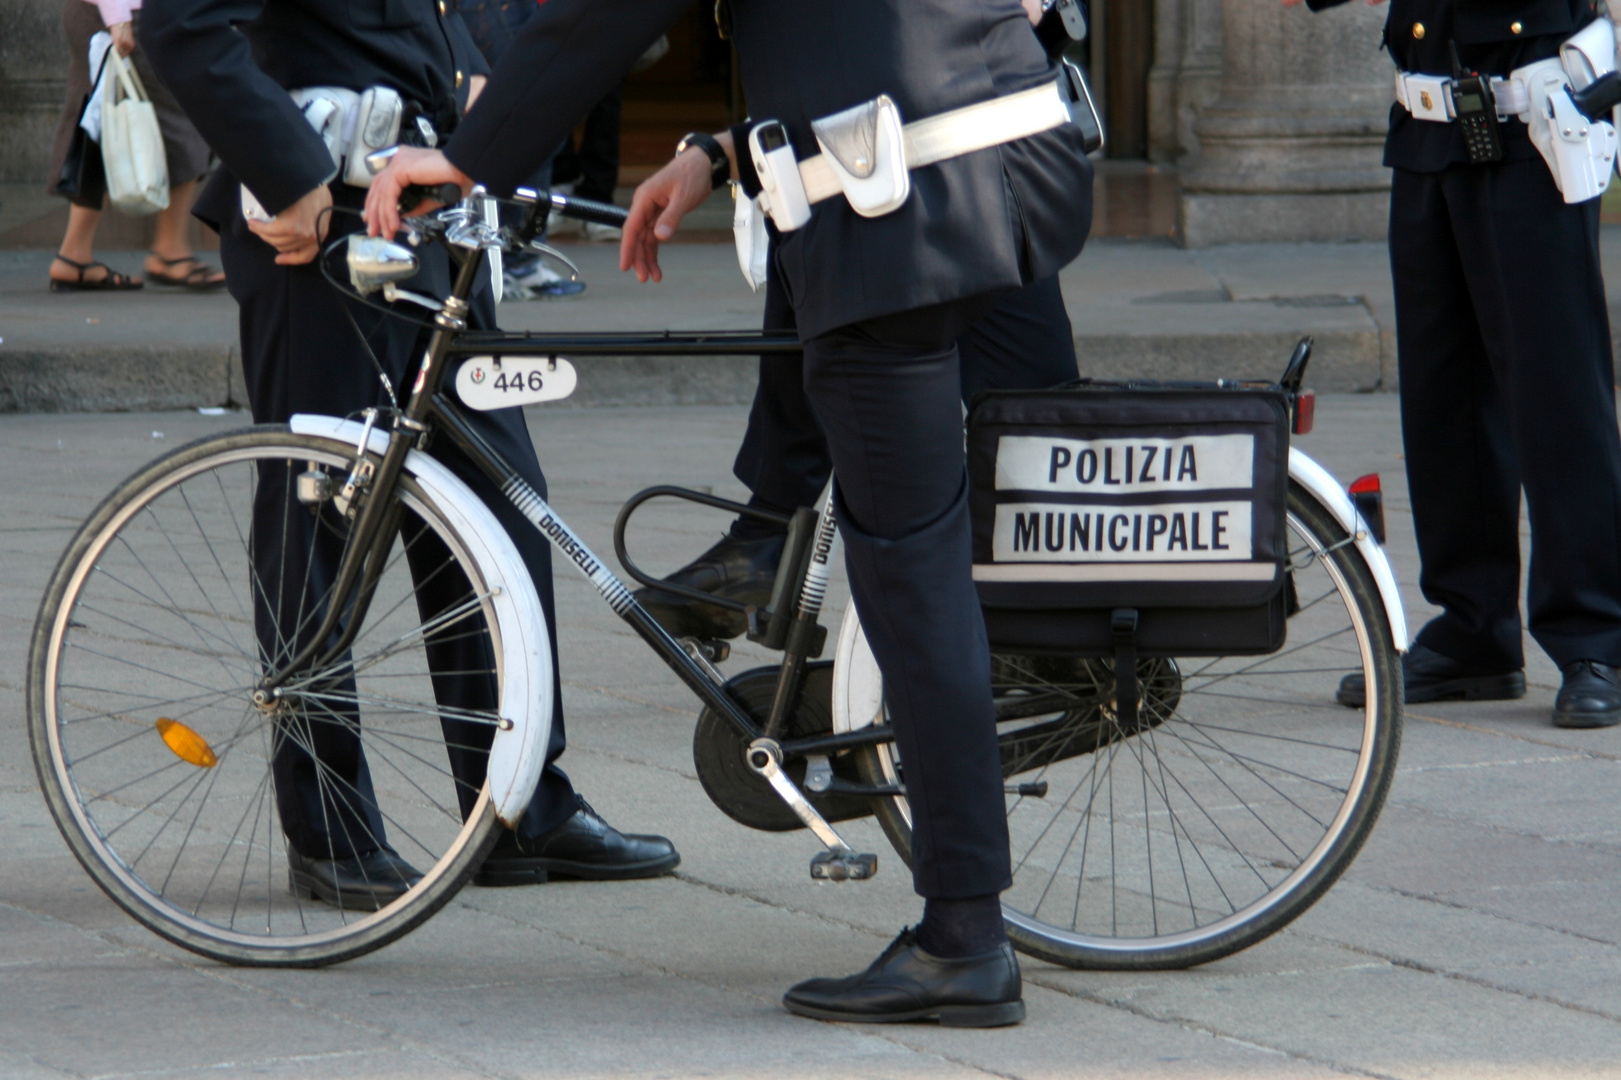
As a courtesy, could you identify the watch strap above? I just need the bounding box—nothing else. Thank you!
[677,130,730,191]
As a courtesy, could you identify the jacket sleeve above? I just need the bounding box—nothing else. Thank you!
[139,0,336,215]
[91,0,135,28]
[445,0,692,195]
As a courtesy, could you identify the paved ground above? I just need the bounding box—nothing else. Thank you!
[3,394,1620,1079]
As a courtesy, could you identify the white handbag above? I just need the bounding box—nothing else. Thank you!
[101,49,169,215]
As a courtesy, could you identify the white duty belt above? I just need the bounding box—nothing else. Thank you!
[795,81,1071,205]
[1392,64,1546,123]
[1391,49,1617,205]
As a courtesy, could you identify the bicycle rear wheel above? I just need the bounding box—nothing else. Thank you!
[843,482,1402,969]
[28,427,509,966]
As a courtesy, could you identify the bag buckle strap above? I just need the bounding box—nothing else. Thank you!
[1111,608,1139,727]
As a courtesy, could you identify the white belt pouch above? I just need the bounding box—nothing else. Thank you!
[239,86,403,222]
[734,80,1072,289]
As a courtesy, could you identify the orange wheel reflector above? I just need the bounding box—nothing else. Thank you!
[155,718,218,768]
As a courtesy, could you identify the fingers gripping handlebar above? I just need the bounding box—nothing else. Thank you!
[398,182,467,215]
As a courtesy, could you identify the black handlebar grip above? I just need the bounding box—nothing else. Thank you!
[552,193,629,227]
[398,182,466,214]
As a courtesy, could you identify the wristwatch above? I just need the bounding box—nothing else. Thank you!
[676,131,731,191]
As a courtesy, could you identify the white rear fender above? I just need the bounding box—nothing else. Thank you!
[289,414,553,828]
[1288,448,1409,651]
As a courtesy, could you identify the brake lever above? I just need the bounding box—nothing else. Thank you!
[526,241,581,282]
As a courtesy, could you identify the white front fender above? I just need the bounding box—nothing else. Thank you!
[289,414,553,828]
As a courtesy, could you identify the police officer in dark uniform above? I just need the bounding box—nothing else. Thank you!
[139,0,679,909]
[1301,0,1621,727]
[368,0,1093,1025]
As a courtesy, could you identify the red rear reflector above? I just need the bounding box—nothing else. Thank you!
[1291,390,1316,435]
[1348,473,1381,495]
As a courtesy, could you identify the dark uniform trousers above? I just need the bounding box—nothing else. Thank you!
[221,191,578,858]
[736,271,1077,514]
[1391,160,1621,671]
[733,270,1077,900]
[805,291,1017,898]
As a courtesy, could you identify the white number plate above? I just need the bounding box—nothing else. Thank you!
[455,356,578,411]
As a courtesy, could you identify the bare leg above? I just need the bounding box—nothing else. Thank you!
[145,181,225,287]
[51,202,134,285]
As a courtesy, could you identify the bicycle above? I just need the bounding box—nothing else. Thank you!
[26,187,1406,969]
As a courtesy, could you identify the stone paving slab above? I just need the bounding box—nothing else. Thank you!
[3,398,1621,1078]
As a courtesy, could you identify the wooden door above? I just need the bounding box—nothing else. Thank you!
[1103,0,1154,159]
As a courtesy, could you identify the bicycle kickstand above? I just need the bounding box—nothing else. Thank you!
[745,739,878,882]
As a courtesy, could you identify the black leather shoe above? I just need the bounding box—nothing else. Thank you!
[1337,642,1525,708]
[287,845,422,910]
[783,928,1025,1027]
[473,798,680,886]
[1553,661,1621,728]
[632,532,785,640]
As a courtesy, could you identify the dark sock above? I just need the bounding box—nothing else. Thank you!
[728,494,794,542]
[915,894,1006,958]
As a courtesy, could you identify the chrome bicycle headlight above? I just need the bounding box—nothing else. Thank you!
[346,234,420,295]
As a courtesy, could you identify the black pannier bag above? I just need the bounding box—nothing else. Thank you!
[967,383,1292,659]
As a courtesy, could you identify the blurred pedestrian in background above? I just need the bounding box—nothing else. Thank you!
[548,85,624,243]
[44,0,223,292]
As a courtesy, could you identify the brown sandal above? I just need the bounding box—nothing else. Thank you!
[146,253,227,292]
[49,254,143,292]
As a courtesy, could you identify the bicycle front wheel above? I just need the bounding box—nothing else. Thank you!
[844,482,1403,969]
[28,427,511,966]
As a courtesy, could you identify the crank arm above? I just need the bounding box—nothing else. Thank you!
[746,739,878,881]
[747,739,850,850]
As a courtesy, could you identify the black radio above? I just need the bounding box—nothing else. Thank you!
[1450,43,1504,164]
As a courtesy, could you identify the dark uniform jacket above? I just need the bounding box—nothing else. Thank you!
[1309,0,1600,171]
[446,0,1094,339]
[140,0,490,221]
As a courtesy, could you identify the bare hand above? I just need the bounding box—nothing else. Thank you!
[363,147,472,238]
[620,147,713,284]
[1020,0,1042,24]
[109,20,136,56]
[247,184,333,266]
[466,74,486,112]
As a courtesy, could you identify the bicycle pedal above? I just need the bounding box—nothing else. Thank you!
[810,850,877,882]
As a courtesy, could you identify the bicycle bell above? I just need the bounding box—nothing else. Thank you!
[346,234,419,296]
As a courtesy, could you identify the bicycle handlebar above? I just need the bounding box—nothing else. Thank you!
[551,192,629,228]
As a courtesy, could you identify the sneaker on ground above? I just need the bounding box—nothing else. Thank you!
[582,220,623,242]
[505,261,585,300]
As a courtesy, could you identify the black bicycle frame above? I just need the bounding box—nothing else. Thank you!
[259,237,829,758]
